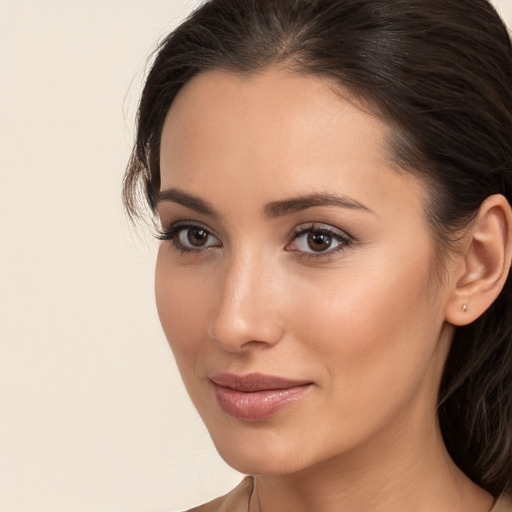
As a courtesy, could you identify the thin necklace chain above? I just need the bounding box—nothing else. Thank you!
[247,476,255,512]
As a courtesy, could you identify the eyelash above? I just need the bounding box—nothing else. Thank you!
[156,221,354,259]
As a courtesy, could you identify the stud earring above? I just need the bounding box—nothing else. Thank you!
[462,304,468,313]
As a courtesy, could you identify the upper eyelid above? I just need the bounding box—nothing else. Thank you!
[291,222,352,239]
[156,220,219,241]
[160,219,218,234]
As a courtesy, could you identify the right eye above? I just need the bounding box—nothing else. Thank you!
[157,223,221,253]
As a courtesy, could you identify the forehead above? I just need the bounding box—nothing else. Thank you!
[159,68,427,219]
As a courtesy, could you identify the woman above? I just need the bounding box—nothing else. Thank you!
[124,0,512,510]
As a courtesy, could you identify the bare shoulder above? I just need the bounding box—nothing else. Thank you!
[184,477,253,512]
[492,495,512,512]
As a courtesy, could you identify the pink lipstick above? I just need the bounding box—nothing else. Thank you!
[210,373,312,421]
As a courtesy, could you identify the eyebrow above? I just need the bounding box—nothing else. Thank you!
[156,188,218,216]
[264,192,374,217]
[156,188,374,217]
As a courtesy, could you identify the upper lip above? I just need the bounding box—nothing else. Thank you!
[209,373,312,392]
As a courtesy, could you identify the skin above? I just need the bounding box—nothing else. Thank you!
[155,68,494,512]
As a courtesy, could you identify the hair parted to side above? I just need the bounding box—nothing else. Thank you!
[123,0,512,496]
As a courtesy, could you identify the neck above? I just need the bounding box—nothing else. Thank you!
[250,410,492,512]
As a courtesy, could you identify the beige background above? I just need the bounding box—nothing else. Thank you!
[1,1,511,511]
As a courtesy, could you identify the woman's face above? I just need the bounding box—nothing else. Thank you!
[155,69,455,475]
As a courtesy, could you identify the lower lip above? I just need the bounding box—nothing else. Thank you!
[212,383,312,421]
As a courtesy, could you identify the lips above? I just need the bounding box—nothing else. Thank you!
[210,373,312,421]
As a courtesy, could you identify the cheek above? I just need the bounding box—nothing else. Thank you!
[154,250,213,371]
[288,251,443,412]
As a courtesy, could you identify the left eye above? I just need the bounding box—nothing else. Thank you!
[156,223,221,252]
[178,226,218,248]
[287,225,351,254]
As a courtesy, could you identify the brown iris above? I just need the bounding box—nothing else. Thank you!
[187,227,209,246]
[307,231,332,252]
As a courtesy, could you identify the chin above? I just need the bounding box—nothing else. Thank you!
[208,427,318,476]
[218,449,302,476]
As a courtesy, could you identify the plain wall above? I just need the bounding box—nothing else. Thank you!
[1,1,511,511]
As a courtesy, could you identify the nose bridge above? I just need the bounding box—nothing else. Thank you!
[209,245,283,351]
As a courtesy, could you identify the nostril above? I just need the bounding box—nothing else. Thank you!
[209,335,270,353]
[208,307,285,352]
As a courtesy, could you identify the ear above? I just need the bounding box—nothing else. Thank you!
[445,194,512,326]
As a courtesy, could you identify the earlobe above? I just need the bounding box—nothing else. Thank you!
[445,194,512,327]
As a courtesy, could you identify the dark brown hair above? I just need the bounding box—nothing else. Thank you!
[124,0,512,496]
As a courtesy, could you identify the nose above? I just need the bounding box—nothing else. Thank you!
[208,250,285,352]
